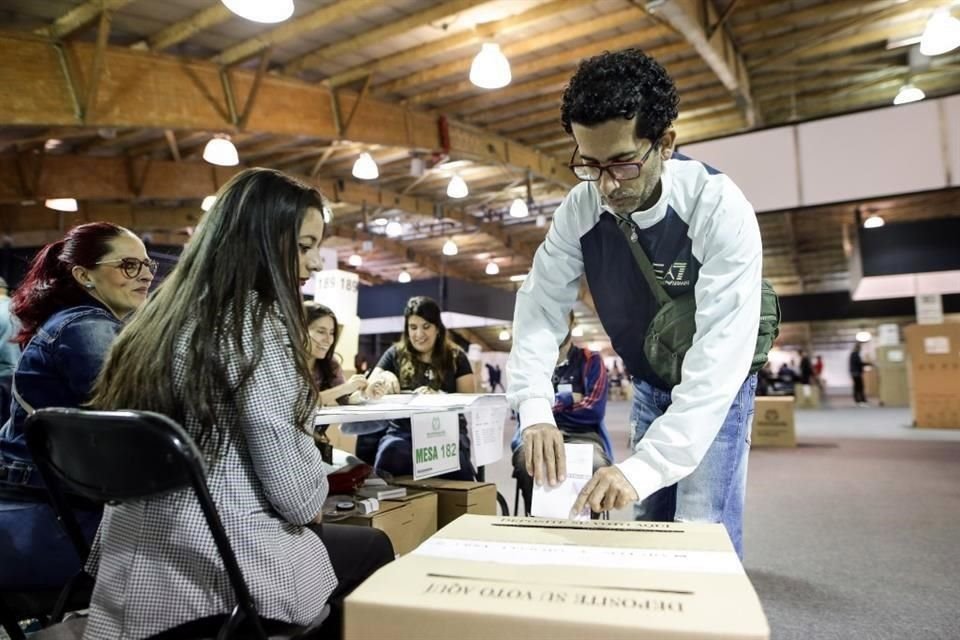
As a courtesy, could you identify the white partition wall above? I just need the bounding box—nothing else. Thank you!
[796,100,947,206]
[676,96,958,212]
[680,127,800,212]
[943,95,960,187]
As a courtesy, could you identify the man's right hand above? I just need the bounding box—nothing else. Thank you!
[522,424,566,487]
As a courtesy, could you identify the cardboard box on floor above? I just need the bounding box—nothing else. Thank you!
[794,383,820,409]
[904,323,960,429]
[344,515,769,640]
[751,396,796,447]
[395,478,497,527]
[875,345,909,407]
[341,490,438,556]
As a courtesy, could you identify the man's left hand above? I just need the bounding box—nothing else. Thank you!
[572,466,639,515]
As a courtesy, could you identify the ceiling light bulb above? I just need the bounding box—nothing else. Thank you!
[919,9,960,56]
[863,215,885,229]
[202,135,239,166]
[442,239,459,256]
[44,198,78,212]
[221,0,294,24]
[571,326,584,337]
[373,217,388,226]
[398,270,411,284]
[201,195,216,212]
[447,174,469,198]
[485,261,500,275]
[469,43,512,89]
[509,273,528,282]
[385,221,404,237]
[893,83,925,105]
[509,198,528,218]
[352,152,379,180]
[348,253,362,267]
[498,329,511,341]
[856,331,872,343]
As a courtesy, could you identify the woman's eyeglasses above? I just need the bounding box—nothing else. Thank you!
[568,140,659,182]
[95,257,159,279]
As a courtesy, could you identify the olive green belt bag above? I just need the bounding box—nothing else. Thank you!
[616,217,780,389]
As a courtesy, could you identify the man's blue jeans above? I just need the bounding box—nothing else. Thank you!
[629,375,756,558]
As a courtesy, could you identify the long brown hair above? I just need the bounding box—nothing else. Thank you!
[395,296,461,390]
[91,168,326,450]
[305,302,341,391]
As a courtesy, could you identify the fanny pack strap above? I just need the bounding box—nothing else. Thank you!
[614,215,673,308]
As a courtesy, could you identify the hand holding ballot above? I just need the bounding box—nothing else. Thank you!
[572,465,639,515]
[522,424,566,486]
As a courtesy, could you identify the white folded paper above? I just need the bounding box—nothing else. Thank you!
[531,443,593,521]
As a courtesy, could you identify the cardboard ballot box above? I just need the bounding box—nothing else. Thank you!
[382,490,438,554]
[344,515,769,640]
[751,396,796,447]
[395,478,497,527]
[340,501,414,556]
[342,491,438,556]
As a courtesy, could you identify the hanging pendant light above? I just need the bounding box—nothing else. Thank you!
[222,0,295,24]
[352,152,379,180]
[498,329,511,341]
[398,270,411,283]
[919,8,960,56]
[485,261,500,276]
[469,43,512,89]
[385,221,404,237]
[442,239,459,256]
[202,135,239,166]
[863,215,885,229]
[45,198,78,212]
[509,198,528,218]
[447,175,469,198]
[893,83,925,105]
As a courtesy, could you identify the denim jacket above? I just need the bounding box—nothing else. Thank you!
[0,299,121,491]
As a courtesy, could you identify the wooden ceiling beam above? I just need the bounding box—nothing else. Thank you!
[324,0,585,88]
[131,4,233,52]
[212,0,383,66]
[648,0,757,126]
[0,34,573,187]
[35,0,133,40]
[733,0,894,39]
[376,8,660,98]
[743,0,942,66]
[283,0,491,76]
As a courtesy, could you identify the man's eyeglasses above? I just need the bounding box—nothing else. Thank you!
[568,140,659,182]
[95,257,159,279]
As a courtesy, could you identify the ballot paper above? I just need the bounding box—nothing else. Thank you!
[531,443,592,521]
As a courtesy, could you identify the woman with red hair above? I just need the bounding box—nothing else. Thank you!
[0,222,154,590]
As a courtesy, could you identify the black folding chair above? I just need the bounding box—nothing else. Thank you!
[24,408,328,640]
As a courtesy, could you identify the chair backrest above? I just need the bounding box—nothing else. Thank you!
[24,408,267,639]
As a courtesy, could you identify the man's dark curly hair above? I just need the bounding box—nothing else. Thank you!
[560,48,680,143]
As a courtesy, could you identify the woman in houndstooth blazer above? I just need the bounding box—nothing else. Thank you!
[86,169,393,639]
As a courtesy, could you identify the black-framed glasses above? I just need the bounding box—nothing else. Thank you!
[568,140,659,182]
[95,257,159,279]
